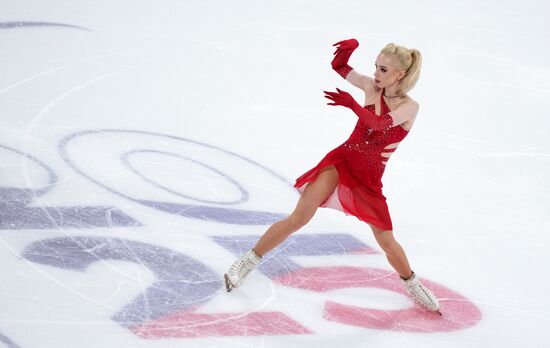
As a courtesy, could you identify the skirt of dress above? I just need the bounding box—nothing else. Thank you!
[293,145,393,231]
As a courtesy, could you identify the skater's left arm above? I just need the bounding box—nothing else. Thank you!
[324,88,418,131]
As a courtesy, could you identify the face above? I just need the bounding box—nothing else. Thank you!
[373,53,406,88]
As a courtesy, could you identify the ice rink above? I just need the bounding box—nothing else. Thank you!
[1,0,549,347]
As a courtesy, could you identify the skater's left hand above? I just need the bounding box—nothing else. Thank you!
[323,88,357,108]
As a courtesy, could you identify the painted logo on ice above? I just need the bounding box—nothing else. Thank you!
[2,129,481,341]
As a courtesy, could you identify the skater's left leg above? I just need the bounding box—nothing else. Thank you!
[369,223,440,313]
[368,224,412,279]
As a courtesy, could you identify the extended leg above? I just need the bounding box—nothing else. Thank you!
[253,165,339,257]
[224,166,339,292]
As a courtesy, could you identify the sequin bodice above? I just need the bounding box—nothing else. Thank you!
[293,89,411,230]
[341,92,410,186]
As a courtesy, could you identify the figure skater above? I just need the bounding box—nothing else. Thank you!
[224,38,440,313]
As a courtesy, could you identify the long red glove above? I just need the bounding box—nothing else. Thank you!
[331,39,359,79]
[324,88,393,131]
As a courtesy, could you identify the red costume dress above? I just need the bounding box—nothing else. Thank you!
[293,88,410,231]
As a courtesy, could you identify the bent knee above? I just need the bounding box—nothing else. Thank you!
[378,240,396,253]
[372,229,397,252]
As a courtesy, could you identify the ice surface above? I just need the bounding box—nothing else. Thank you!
[0,0,549,347]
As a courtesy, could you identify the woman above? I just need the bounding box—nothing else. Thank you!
[224,38,440,314]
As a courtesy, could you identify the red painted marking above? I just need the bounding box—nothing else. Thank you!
[130,310,313,339]
[274,266,482,332]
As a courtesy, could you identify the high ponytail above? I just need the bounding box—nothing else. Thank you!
[379,43,422,96]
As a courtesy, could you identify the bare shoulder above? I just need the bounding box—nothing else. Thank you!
[403,95,418,107]
[387,95,419,131]
[400,97,419,130]
[398,96,419,116]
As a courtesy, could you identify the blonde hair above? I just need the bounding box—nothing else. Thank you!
[379,43,422,97]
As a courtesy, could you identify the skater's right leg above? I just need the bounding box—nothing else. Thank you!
[253,165,339,256]
[224,166,339,291]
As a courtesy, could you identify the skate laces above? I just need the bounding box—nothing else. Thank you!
[229,258,247,275]
[402,273,438,310]
[228,260,243,274]
[229,250,260,278]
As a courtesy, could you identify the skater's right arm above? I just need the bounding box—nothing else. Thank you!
[331,38,374,91]
[345,70,375,91]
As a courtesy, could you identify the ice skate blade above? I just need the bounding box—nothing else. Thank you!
[224,273,234,293]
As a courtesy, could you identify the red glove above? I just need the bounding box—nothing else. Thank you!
[331,38,359,79]
[323,88,393,131]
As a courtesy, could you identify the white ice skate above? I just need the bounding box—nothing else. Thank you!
[224,249,262,292]
[400,271,442,315]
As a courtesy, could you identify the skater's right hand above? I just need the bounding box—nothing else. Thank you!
[331,38,359,79]
[332,38,359,55]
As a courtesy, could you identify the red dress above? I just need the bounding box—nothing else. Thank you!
[293,90,410,231]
